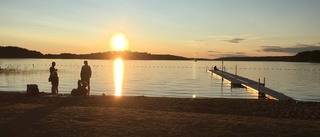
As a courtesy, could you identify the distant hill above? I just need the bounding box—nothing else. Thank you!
[44,51,190,60]
[214,56,292,61]
[0,46,43,58]
[214,51,320,63]
[1,46,320,62]
[290,50,320,62]
[0,46,190,60]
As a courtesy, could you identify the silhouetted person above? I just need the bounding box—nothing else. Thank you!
[81,60,92,95]
[49,62,57,76]
[49,62,58,94]
[214,66,218,70]
[71,80,88,96]
[51,71,59,94]
[49,62,57,75]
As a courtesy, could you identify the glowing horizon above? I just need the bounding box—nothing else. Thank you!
[1,0,320,58]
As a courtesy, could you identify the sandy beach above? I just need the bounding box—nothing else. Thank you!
[0,91,320,137]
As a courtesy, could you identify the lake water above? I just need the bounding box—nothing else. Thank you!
[0,59,319,102]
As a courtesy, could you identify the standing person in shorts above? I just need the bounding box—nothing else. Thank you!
[81,60,92,95]
[51,71,59,94]
[49,62,58,94]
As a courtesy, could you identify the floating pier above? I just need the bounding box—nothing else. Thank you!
[208,69,294,101]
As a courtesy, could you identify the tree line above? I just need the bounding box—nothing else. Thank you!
[214,51,320,63]
[1,46,319,62]
[0,46,192,60]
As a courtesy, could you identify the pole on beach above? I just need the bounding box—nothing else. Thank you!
[258,78,266,98]
[222,61,224,72]
[221,60,224,93]
[258,78,261,97]
[258,78,260,92]
[221,78,223,92]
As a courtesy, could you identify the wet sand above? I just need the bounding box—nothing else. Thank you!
[0,91,320,137]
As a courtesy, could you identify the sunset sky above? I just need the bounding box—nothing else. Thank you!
[1,0,320,59]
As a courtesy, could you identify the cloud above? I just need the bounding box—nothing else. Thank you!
[206,51,221,58]
[259,43,320,53]
[209,34,263,43]
[220,52,247,57]
[223,38,245,43]
[207,51,246,57]
[192,40,205,43]
[207,50,220,53]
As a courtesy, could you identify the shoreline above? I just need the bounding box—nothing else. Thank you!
[4,90,319,103]
[1,91,320,136]
[2,89,262,99]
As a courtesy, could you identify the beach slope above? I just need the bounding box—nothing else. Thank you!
[0,92,319,137]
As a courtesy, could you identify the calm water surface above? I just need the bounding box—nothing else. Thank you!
[0,59,319,102]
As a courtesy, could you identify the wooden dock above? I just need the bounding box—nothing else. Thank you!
[208,69,294,101]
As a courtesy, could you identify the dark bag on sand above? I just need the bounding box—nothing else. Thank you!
[26,84,39,96]
[71,80,88,96]
[71,88,87,96]
[71,89,81,96]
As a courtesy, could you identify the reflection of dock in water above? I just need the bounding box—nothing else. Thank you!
[208,69,294,101]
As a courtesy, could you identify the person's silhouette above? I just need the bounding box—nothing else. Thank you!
[49,62,58,94]
[81,60,92,95]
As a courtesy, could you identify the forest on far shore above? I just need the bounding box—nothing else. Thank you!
[0,46,199,60]
[0,46,319,62]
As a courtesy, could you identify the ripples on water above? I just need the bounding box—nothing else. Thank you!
[0,59,319,102]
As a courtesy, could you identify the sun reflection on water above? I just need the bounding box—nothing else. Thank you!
[113,57,124,96]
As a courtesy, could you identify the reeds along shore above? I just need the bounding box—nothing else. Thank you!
[0,91,320,137]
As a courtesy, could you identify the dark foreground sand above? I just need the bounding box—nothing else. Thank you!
[0,91,320,137]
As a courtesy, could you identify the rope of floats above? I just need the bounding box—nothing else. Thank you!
[1,64,320,71]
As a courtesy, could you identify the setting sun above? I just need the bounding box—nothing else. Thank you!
[111,33,127,51]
